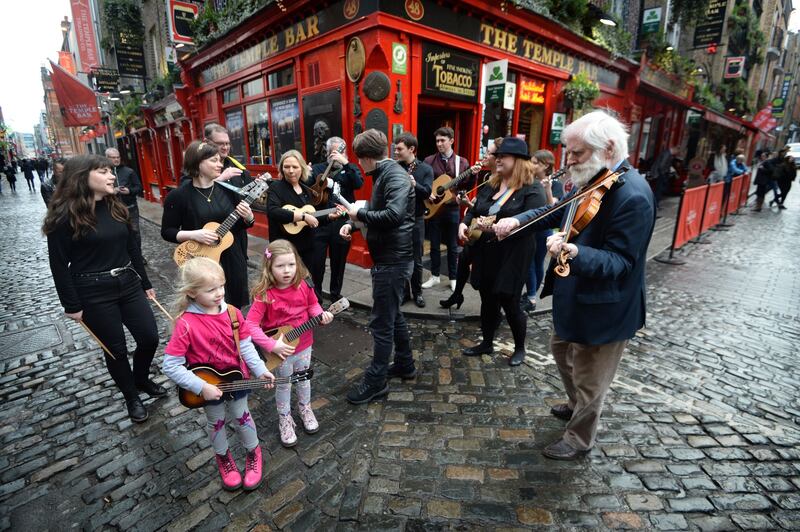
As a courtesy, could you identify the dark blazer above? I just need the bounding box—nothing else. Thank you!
[400,159,434,218]
[514,167,655,345]
[112,165,142,207]
[266,178,315,255]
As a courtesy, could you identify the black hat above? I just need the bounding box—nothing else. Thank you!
[494,137,532,159]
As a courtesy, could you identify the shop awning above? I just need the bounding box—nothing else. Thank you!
[703,109,745,133]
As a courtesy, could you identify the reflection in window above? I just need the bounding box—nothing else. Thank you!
[246,102,271,165]
[268,66,294,90]
[243,78,264,98]
[223,87,238,104]
[270,95,302,161]
[225,108,246,161]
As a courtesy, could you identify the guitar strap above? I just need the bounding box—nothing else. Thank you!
[487,188,516,216]
[226,305,246,372]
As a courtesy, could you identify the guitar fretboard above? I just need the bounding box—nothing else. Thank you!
[214,184,265,238]
[286,313,323,342]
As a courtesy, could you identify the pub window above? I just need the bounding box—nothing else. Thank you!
[246,101,271,165]
[270,94,302,161]
[224,108,246,161]
[222,86,239,104]
[268,66,294,90]
[243,77,264,98]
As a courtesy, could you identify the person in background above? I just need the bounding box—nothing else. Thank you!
[650,145,678,211]
[708,145,728,184]
[40,158,66,206]
[775,153,795,209]
[725,152,748,212]
[106,148,145,261]
[22,159,36,192]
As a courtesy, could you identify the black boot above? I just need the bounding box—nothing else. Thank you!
[136,378,168,397]
[439,292,464,309]
[126,396,148,423]
[509,349,526,366]
[463,339,494,356]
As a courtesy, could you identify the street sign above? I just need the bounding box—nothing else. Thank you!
[642,8,661,34]
[392,42,407,74]
[723,56,745,78]
[91,67,120,93]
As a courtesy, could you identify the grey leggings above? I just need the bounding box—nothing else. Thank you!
[275,347,312,415]
[205,395,259,455]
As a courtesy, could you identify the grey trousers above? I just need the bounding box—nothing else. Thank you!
[550,334,628,450]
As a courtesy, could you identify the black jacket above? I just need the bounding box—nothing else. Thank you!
[399,159,434,217]
[353,159,415,264]
[112,165,142,207]
[266,178,315,254]
[308,161,364,205]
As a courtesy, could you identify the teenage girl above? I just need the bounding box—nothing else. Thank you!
[162,257,274,491]
[247,239,333,447]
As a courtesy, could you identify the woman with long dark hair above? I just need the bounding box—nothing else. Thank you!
[161,141,257,308]
[458,138,545,366]
[44,154,161,423]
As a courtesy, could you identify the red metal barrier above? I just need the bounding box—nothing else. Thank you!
[674,185,708,250]
[739,173,751,208]
[701,182,724,233]
[727,175,743,215]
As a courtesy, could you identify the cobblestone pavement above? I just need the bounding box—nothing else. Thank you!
[1,186,799,531]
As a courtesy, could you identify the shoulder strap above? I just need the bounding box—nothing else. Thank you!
[226,305,241,357]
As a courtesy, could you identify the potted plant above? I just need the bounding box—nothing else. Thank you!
[562,72,600,111]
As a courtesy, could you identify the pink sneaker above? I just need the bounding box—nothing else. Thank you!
[215,450,242,491]
[278,414,297,447]
[298,403,319,434]
[243,445,263,491]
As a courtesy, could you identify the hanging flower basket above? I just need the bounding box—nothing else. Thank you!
[562,72,600,111]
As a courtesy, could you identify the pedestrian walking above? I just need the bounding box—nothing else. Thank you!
[776,154,795,208]
[22,159,36,192]
[106,148,145,261]
[495,110,656,460]
[43,154,162,423]
[40,158,65,206]
[246,239,333,447]
[458,137,545,367]
[162,257,274,491]
[339,129,417,404]
[753,150,782,211]
[36,157,48,183]
[4,164,17,192]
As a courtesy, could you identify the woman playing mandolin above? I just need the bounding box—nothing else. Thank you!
[161,141,256,308]
[458,137,545,367]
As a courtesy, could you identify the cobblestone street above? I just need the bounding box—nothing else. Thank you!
[1,186,799,531]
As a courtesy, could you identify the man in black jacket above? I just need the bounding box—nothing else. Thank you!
[340,129,416,404]
[106,148,145,259]
[307,136,364,303]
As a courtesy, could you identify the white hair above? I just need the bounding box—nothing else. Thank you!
[325,136,346,153]
[562,110,629,163]
[105,148,120,157]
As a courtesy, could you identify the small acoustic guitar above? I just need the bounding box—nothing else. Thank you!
[281,205,344,235]
[178,366,313,409]
[423,157,487,220]
[466,215,496,243]
[173,178,270,266]
[263,298,350,371]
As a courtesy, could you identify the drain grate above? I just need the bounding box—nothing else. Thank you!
[0,324,63,361]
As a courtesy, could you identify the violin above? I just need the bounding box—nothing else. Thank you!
[308,140,346,207]
[553,168,625,277]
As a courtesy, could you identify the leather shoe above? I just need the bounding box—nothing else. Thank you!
[549,403,574,420]
[136,379,168,397]
[542,438,589,461]
[414,294,426,308]
[387,363,417,380]
[508,349,526,366]
[126,397,148,423]
[346,381,390,404]
[462,341,493,356]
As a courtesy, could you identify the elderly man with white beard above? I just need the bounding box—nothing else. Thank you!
[494,110,656,460]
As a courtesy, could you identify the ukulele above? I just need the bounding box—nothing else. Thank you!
[178,366,313,409]
[173,178,270,266]
[424,157,488,220]
[466,215,496,243]
[263,298,350,371]
[281,204,344,235]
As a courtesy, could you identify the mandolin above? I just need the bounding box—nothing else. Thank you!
[178,366,313,409]
[424,157,488,220]
[173,178,270,266]
[263,298,350,371]
[466,215,496,243]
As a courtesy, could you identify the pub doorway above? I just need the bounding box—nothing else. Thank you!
[416,103,476,162]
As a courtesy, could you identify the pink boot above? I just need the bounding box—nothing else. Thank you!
[243,445,263,491]
[215,450,242,491]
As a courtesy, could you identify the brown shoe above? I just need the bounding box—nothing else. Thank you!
[542,438,589,460]
[549,403,574,420]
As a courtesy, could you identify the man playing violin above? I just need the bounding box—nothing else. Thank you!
[494,110,656,461]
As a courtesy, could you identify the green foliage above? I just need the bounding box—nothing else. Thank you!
[641,32,697,83]
[101,0,144,51]
[719,78,755,115]
[728,0,765,67]
[111,96,145,134]
[590,15,633,59]
[543,0,588,33]
[562,72,600,111]
[694,84,725,113]
[192,0,272,48]
[669,0,711,29]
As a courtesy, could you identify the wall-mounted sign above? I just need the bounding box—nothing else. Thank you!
[550,112,566,145]
[693,0,727,48]
[169,0,200,45]
[421,43,479,102]
[91,67,120,93]
[115,31,146,78]
[484,59,508,86]
[642,7,662,34]
[392,42,408,75]
[519,77,546,104]
[723,56,745,79]
[346,37,366,82]
[70,0,100,70]
[772,74,793,118]
[503,82,516,110]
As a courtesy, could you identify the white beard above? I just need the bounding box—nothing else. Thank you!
[569,152,606,188]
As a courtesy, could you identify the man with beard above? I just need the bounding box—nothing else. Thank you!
[494,110,655,460]
[204,123,253,187]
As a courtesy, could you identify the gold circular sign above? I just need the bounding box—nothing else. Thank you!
[346,37,366,83]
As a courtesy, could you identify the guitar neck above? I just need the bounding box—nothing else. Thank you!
[216,374,298,393]
[215,185,264,237]
[285,313,324,342]
[444,163,478,191]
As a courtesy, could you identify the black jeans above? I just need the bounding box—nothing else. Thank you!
[365,261,413,385]
[478,287,527,350]
[427,208,459,279]
[310,218,351,301]
[73,270,159,398]
[410,216,425,296]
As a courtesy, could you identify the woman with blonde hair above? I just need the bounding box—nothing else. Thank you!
[457,137,545,366]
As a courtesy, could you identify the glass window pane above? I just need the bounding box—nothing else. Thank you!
[268,66,294,90]
[243,78,263,98]
[224,108,246,161]
[270,94,302,161]
[223,87,238,104]
[246,101,271,165]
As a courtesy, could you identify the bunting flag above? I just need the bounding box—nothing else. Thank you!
[49,60,100,127]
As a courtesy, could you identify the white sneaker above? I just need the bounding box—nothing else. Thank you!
[421,276,440,289]
[449,280,456,292]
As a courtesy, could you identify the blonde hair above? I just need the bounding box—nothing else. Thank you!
[250,239,309,301]
[488,156,535,190]
[171,257,226,328]
[278,150,309,182]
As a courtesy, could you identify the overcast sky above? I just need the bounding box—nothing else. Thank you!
[1,1,799,134]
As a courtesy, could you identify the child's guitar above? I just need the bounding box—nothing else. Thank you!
[178,366,313,409]
[263,298,350,370]
[173,177,271,266]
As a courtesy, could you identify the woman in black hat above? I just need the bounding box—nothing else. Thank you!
[457,137,546,366]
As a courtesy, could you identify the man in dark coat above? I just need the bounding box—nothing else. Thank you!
[106,148,145,259]
[340,129,416,404]
[495,110,656,460]
[22,159,36,191]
